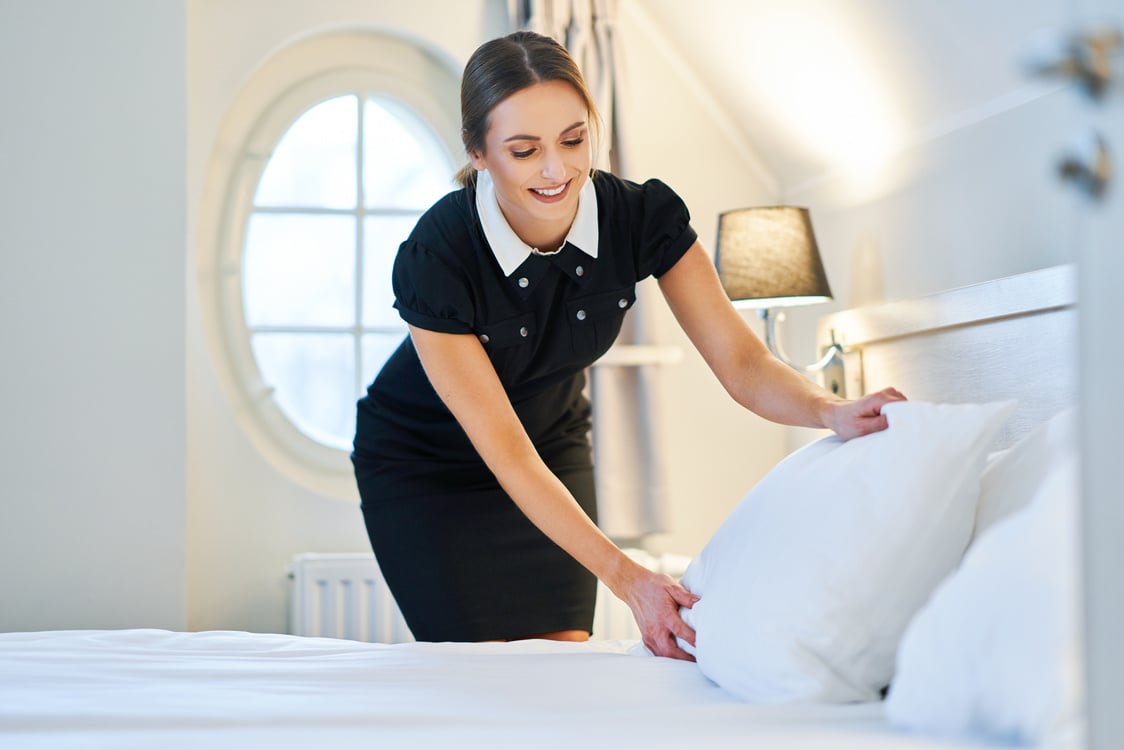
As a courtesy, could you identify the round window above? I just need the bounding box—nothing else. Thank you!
[244,94,454,450]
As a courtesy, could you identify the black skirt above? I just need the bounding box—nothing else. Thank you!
[354,355,601,643]
[356,458,598,642]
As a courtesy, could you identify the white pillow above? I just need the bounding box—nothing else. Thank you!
[679,400,1016,703]
[886,452,1083,746]
[973,407,1077,545]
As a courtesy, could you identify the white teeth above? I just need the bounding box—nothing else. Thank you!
[532,184,566,197]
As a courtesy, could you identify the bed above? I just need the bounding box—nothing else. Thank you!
[0,266,1082,750]
[2,630,937,750]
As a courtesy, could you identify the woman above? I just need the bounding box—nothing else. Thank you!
[352,30,904,661]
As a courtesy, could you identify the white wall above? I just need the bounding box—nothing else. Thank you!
[0,0,187,631]
[777,103,1077,457]
[614,3,783,557]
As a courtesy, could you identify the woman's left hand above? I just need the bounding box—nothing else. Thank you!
[824,387,907,440]
[625,568,699,661]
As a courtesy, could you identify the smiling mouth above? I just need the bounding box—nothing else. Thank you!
[530,181,569,198]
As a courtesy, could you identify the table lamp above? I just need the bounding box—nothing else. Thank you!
[714,206,842,372]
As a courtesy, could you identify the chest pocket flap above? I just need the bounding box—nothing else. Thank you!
[566,287,636,325]
[565,287,636,359]
[477,312,536,349]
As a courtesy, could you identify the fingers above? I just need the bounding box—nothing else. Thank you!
[872,387,908,409]
[631,577,701,661]
[857,413,889,436]
[832,400,889,440]
[670,616,697,648]
[668,585,699,648]
[670,584,700,609]
[659,588,698,653]
[828,386,906,441]
[662,642,697,662]
[645,632,697,662]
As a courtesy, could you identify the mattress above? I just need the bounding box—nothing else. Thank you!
[0,628,984,750]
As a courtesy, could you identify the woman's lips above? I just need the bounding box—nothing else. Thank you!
[529,180,570,203]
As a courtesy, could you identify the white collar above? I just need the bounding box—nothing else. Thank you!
[474,169,599,277]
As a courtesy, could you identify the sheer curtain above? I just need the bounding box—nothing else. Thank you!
[509,0,672,542]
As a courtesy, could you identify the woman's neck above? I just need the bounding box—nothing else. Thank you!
[504,211,573,255]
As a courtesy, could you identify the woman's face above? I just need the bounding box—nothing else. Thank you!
[470,79,592,248]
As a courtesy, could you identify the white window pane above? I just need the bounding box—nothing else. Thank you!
[252,332,355,450]
[363,96,455,210]
[361,333,406,394]
[363,215,418,328]
[255,95,358,209]
[244,214,355,327]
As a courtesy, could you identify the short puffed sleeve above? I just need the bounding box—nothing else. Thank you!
[634,178,699,279]
[391,239,475,334]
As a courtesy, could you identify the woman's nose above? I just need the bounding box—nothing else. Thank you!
[541,149,565,181]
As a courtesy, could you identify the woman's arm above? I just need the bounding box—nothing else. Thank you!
[408,324,699,660]
[657,242,904,438]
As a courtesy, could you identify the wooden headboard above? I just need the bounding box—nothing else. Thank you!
[816,264,1078,449]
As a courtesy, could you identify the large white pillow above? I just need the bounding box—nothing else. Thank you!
[886,451,1083,746]
[972,406,1077,545]
[679,400,1016,703]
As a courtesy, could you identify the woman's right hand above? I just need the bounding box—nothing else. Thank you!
[624,567,700,661]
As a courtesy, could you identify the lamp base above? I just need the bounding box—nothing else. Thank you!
[759,308,844,376]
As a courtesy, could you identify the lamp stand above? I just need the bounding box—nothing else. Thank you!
[759,308,843,373]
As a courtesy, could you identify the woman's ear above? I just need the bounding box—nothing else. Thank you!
[468,149,486,172]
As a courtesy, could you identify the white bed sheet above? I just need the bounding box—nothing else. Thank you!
[0,629,992,750]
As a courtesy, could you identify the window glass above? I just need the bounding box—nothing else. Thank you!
[364,96,454,209]
[255,96,358,209]
[362,214,419,328]
[243,95,452,450]
[244,214,356,327]
[251,332,356,451]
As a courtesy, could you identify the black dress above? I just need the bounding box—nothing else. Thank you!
[351,170,698,642]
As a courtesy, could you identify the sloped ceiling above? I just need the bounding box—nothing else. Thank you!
[637,0,1074,193]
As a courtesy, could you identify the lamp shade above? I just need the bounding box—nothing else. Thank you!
[715,206,833,309]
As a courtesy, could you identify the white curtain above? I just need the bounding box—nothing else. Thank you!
[509,0,671,542]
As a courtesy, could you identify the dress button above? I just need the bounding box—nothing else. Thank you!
[618,298,628,308]
[575,265,584,277]
[576,309,587,321]
[479,334,490,344]
[518,277,529,288]
[519,326,528,337]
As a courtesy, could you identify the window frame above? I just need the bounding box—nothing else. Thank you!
[197,29,462,499]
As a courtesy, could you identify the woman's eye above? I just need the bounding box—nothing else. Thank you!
[563,137,585,147]
[511,148,535,159]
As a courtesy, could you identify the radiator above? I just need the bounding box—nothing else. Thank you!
[288,549,691,643]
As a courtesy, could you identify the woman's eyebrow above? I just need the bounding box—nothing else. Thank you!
[502,121,586,143]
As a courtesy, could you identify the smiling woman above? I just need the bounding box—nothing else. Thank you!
[350,29,904,657]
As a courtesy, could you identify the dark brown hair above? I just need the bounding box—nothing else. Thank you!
[455,31,602,187]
